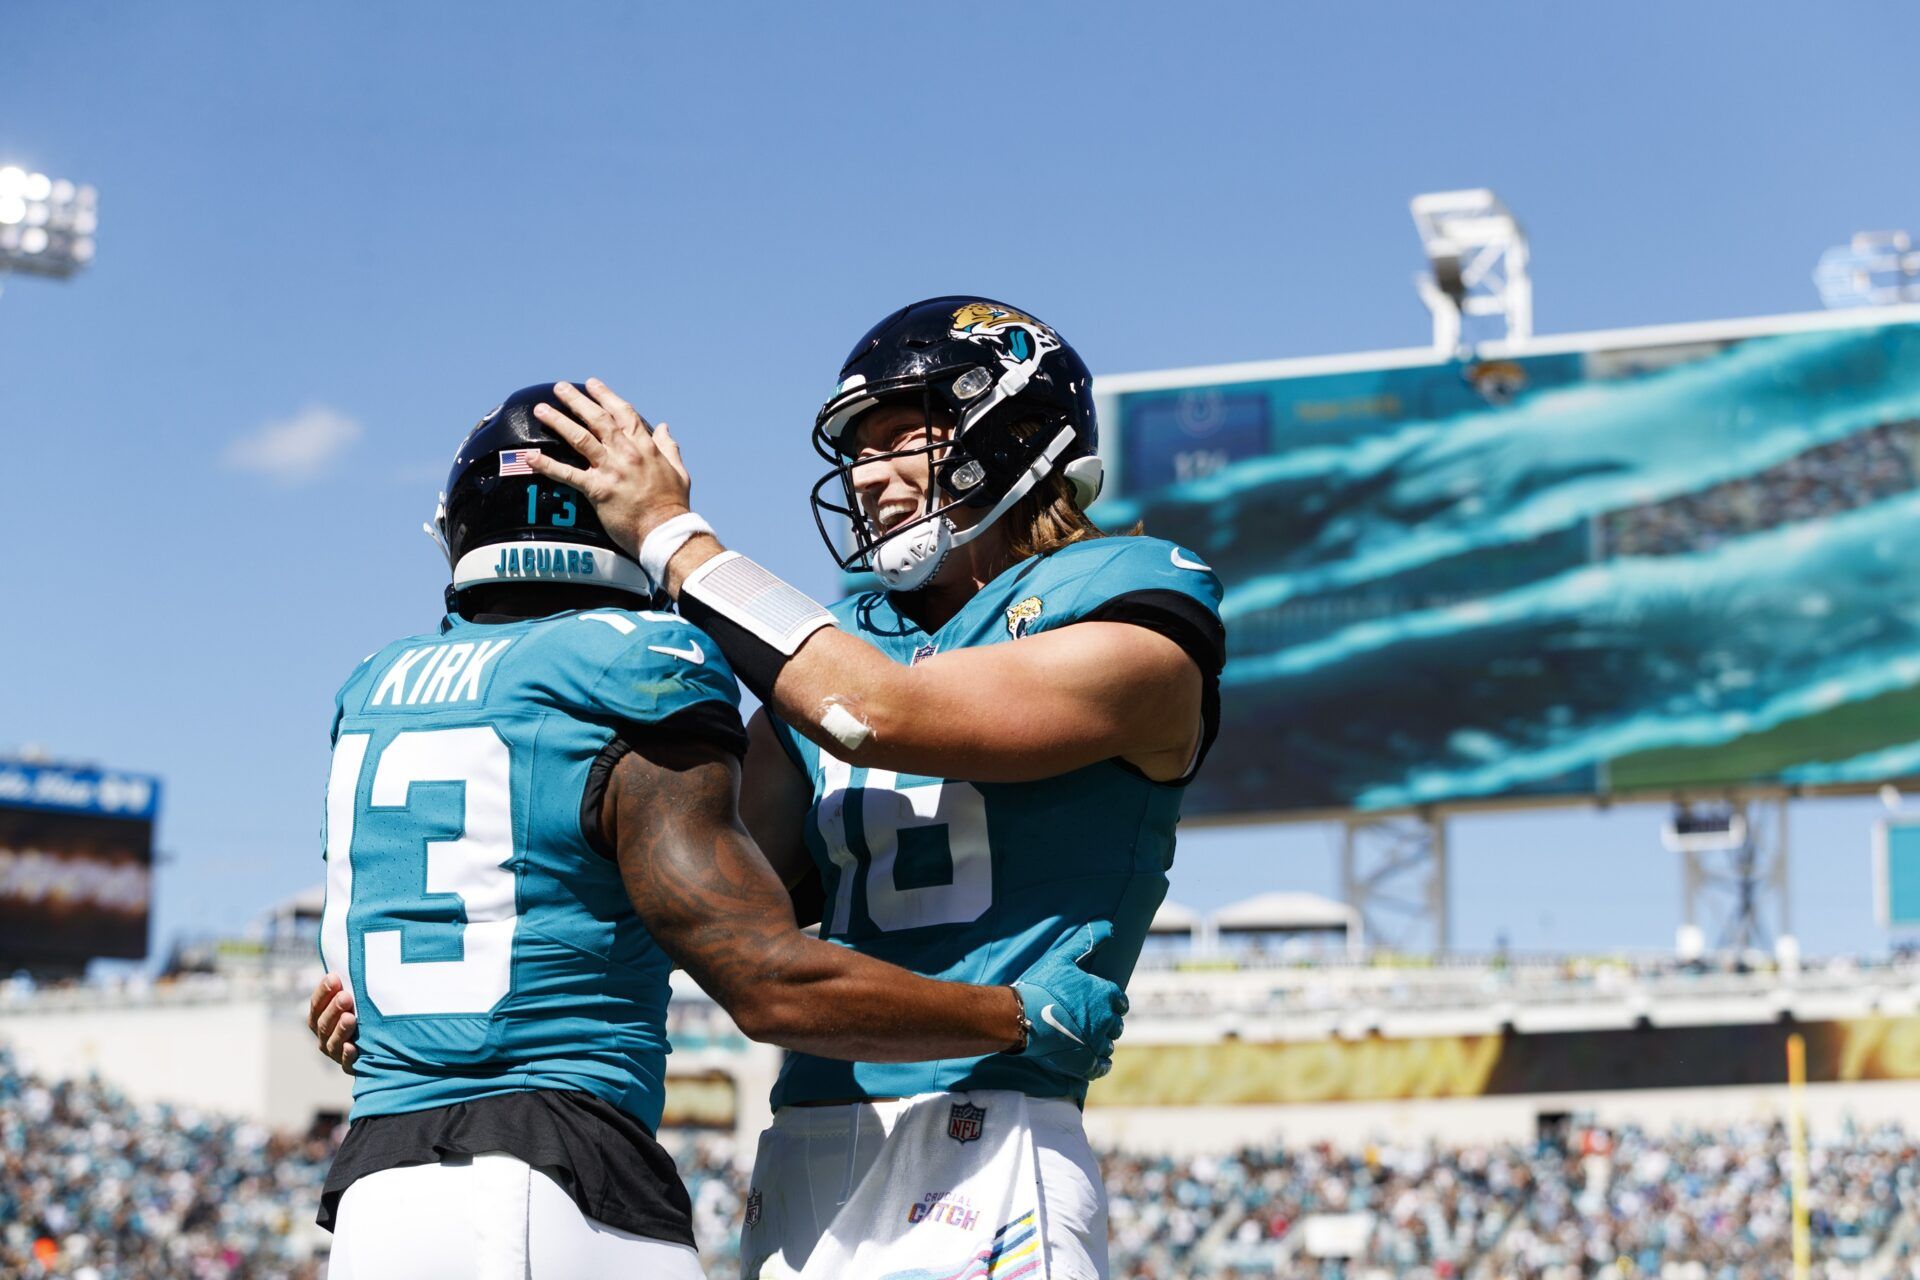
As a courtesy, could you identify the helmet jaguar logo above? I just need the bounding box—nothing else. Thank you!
[951,302,1036,333]
[1006,596,1044,639]
[950,302,1059,366]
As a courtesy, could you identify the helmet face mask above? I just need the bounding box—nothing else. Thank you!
[436,383,661,612]
[809,297,1103,592]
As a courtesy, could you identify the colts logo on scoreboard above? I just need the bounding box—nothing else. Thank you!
[947,1102,987,1144]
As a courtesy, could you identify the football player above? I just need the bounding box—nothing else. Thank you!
[519,298,1227,1280]
[310,381,1129,1280]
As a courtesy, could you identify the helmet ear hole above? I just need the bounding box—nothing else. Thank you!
[1063,456,1104,508]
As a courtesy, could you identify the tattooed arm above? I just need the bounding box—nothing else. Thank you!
[605,733,1019,1061]
[739,708,824,928]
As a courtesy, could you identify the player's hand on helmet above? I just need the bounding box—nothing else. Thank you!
[527,378,693,559]
[306,972,360,1074]
[1009,920,1128,1082]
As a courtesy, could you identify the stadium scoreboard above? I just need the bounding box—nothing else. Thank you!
[1095,306,1920,821]
[0,758,161,965]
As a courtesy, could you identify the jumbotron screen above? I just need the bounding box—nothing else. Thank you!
[0,759,160,963]
[1098,312,1920,818]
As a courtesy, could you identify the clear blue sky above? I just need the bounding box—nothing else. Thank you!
[4,3,1915,964]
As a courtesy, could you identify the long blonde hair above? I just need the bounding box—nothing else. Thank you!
[999,417,1136,560]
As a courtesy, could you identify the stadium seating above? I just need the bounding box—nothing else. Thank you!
[0,1047,330,1279]
[6,1043,1920,1280]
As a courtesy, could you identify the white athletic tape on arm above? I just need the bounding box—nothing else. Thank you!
[819,701,872,752]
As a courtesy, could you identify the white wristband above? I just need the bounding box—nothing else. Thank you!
[639,511,715,589]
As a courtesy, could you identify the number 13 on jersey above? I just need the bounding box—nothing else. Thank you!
[320,726,521,1017]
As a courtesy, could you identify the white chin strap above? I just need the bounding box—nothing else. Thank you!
[870,426,1078,592]
[452,541,655,596]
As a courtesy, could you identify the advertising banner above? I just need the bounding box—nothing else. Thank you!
[0,759,161,964]
[660,1071,738,1129]
[1090,1016,1920,1108]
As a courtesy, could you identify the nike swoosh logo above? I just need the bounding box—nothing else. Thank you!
[647,640,705,666]
[1170,548,1211,572]
[1040,1004,1085,1046]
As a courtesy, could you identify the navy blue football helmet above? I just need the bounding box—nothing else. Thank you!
[430,383,658,610]
[811,297,1103,591]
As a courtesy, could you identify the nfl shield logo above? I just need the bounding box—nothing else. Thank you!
[947,1102,986,1144]
[744,1188,762,1228]
[911,642,939,665]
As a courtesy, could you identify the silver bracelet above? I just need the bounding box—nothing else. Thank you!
[1008,986,1033,1054]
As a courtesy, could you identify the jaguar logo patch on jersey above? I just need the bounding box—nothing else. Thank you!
[1005,596,1044,640]
[947,1102,986,1144]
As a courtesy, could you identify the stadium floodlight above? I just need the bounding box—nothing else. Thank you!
[1659,804,1747,855]
[1410,188,1531,352]
[0,165,97,280]
[1815,230,1920,309]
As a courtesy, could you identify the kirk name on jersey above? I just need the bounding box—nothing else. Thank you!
[319,607,743,1129]
[365,638,516,708]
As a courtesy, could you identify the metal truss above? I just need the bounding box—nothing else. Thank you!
[1680,797,1791,954]
[1341,813,1449,954]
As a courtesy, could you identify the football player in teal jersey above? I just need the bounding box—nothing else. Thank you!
[310,381,1129,1280]
[511,299,1227,1280]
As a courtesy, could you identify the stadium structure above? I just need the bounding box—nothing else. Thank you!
[9,909,1920,1277]
[11,193,1920,1278]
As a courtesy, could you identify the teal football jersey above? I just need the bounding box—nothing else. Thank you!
[319,606,743,1129]
[768,536,1225,1107]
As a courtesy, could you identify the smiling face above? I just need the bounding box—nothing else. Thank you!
[847,402,985,541]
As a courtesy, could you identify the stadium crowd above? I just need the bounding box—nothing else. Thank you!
[4,1042,1918,1280]
[1600,418,1920,560]
[0,1047,329,1279]
[1100,1122,1920,1280]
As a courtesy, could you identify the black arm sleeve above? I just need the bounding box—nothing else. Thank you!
[676,591,788,706]
[579,701,750,861]
[1082,589,1227,787]
[1081,589,1227,676]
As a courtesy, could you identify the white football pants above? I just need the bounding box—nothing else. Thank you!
[326,1151,704,1280]
[739,1092,1108,1280]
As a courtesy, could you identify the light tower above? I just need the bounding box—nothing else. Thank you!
[1814,231,1920,309]
[0,164,98,293]
[1336,189,1539,955]
[1410,188,1531,353]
